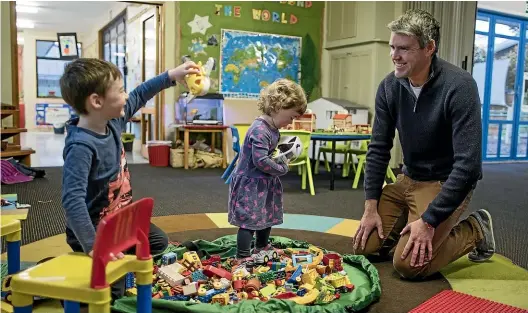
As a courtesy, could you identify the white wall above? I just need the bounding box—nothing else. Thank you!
[20,2,130,130]
[221,99,260,162]
[478,1,527,17]
[21,30,68,130]
[82,2,129,59]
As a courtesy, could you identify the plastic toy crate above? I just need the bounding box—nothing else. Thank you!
[147,141,172,167]
[121,133,135,152]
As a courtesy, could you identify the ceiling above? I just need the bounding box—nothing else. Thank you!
[16,1,126,36]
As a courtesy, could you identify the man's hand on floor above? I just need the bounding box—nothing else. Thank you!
[400,218,435,267]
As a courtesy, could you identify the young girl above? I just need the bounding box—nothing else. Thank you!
[228,79,307,259]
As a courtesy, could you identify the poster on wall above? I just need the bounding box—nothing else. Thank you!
[57,32,79,59]
[36,103,76,126]
[219,29,301,99]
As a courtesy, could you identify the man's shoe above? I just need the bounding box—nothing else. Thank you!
[468,209,495,262]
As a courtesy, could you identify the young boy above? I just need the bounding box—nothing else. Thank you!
[60,58,200,299]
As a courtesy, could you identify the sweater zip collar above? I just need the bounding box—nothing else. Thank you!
[398,55,439,112]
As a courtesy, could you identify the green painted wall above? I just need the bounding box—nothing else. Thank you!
[179,1,324,100]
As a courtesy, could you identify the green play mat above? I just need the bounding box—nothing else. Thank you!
[112,235,381,313]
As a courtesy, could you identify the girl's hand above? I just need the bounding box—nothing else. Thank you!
[276,155,289,165]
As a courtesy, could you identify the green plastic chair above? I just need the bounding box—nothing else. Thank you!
[279,130,315,196]
[314,141,352,177]
[343,140,369,176]
[316,140,370,177]
[352,153,397,189]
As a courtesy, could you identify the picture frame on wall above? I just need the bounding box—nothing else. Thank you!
[57,32,79,59]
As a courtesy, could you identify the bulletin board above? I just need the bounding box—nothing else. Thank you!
[179,1,324,100]
[219,29,301,98]
[35,103,76,126]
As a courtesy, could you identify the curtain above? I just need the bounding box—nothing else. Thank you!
[402,1,477,73]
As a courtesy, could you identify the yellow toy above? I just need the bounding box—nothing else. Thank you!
[183,57,215,104]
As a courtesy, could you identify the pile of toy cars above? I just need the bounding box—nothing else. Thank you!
[125,245,354,306]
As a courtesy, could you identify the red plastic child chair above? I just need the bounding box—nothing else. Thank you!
[91,197,153,288]
[11,198,155,313]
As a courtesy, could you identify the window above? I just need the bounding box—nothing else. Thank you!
[36,40,82,98]
[102,11,127,91]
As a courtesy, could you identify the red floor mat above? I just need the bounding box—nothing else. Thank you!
[409,290,528,313]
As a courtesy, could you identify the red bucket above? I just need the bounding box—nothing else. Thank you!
[147,141,172,167]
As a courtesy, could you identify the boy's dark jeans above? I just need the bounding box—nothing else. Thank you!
[68,223,168,302]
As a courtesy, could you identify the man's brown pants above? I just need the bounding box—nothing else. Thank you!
[355,174,484,279]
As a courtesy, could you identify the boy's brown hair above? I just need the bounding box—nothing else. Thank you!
[60,58,122,114]
[257,79,307,115]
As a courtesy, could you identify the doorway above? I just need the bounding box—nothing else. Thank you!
[473,10,528,161]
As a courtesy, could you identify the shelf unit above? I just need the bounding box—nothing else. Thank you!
[1,104,34,166]
[1,3,35,165]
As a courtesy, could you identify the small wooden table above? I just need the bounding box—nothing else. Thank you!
[176,125,229,169]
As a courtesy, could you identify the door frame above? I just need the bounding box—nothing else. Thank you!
[476,9,528,161]
[96,2,165,143]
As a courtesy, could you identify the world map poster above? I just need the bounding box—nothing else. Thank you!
[219,29,302,99]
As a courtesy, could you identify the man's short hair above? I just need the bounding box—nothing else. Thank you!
[388,9,440,53]
[60,58,122,114]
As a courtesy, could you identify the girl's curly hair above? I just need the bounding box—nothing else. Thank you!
[257,79,307,115]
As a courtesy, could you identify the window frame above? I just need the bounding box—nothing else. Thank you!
[35,39,82,99]
[100,10,127,91]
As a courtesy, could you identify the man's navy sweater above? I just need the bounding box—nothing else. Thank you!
[364,56,482,228]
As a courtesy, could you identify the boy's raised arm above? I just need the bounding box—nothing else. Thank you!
[121,62,201,125]
[122,71,175,123]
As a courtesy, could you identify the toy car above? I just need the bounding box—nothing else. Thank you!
[252,250,279,264]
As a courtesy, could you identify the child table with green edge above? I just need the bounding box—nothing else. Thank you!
[112,235,381,313]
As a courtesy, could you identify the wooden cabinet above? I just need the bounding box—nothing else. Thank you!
[328,49,374,110]
[1,2,35,165]
[326,1,357,42]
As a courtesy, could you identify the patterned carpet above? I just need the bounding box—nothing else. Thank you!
[2,213,528,313]
[2,163,527,269]
[1,163,528,312]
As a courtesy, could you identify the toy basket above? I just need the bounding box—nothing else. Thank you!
[113,235,381,313]
[170,148,195,168]
[147,141,172,167]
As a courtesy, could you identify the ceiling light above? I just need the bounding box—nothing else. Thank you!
[16,1,39,6]
[16,5,38,13]
[16,19,34,29]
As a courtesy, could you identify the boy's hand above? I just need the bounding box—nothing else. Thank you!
[168,62,201,86]
[88,250,125,261]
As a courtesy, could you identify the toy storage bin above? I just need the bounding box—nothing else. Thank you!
[121,133,135,152]
[53,122,65,134]
[147,140,172,167]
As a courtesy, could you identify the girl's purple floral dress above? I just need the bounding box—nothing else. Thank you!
[228,118,289,230]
